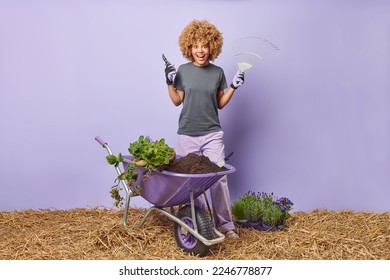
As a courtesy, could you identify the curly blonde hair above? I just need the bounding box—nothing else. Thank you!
[178,19,223,62]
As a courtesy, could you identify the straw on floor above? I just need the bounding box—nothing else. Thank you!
[0,208,389,260]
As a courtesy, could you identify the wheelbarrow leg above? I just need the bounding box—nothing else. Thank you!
[138,207,154,228]
[189,191,198,232]
[122,189,133,226]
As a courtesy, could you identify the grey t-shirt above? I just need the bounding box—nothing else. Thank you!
[174,62,228,136]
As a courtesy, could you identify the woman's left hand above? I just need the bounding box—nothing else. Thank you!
[230,70,245,89]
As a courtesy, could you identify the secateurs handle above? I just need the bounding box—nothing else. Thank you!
[95,136,107,147]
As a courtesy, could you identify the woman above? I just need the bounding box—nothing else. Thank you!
[164,19,245,238]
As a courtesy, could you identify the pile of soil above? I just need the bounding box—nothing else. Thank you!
[162,152,226,174]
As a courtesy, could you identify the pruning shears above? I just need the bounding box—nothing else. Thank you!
[162,53,170,66]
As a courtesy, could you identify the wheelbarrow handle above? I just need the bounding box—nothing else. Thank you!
[95,136,107,147]
[224,152,234,161]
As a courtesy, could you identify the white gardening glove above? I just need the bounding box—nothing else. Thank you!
[163,54,176,85]
[230,70,245,89]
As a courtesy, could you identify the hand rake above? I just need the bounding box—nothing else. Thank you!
[232,37,279,72]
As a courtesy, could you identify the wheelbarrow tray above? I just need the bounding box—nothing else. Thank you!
[123,155,236,208]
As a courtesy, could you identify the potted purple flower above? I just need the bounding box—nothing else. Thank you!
[231,191,293,231]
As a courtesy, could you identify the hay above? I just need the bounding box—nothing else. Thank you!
[0,208,389,260]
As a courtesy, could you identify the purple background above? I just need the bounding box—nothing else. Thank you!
[1,0,389,212]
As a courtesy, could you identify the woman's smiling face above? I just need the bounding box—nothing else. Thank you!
[191,40,210,66]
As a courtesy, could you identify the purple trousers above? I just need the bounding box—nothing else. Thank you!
[177,131,235,231]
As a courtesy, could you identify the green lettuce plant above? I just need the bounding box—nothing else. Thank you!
[129,135,175,172]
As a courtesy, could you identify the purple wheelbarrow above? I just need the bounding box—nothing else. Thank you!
[95,136,236,256]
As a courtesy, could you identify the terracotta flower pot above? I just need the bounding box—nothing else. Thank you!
[169,151,176,163]
[133,159,147,167]
[133,150,175,167]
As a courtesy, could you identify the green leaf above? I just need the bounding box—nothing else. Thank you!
[115,153,124,167]
[106,155,117,165]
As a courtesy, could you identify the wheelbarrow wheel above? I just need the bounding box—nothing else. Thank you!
[173,205,214,257]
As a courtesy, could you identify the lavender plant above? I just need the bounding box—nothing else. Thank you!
[232,191,293,226]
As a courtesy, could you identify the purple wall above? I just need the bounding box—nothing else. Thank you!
[1,0,389,212]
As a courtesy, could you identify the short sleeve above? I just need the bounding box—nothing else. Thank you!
[218,69,228,91]
[173,65,183,90]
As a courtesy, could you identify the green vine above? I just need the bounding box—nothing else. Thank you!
[105,135,175,208]
[105,153,139,207]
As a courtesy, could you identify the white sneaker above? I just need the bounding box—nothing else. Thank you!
[226,230,239,239]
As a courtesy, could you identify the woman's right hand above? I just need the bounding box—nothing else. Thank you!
[163,54,176,85]
[165,64,176,85]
